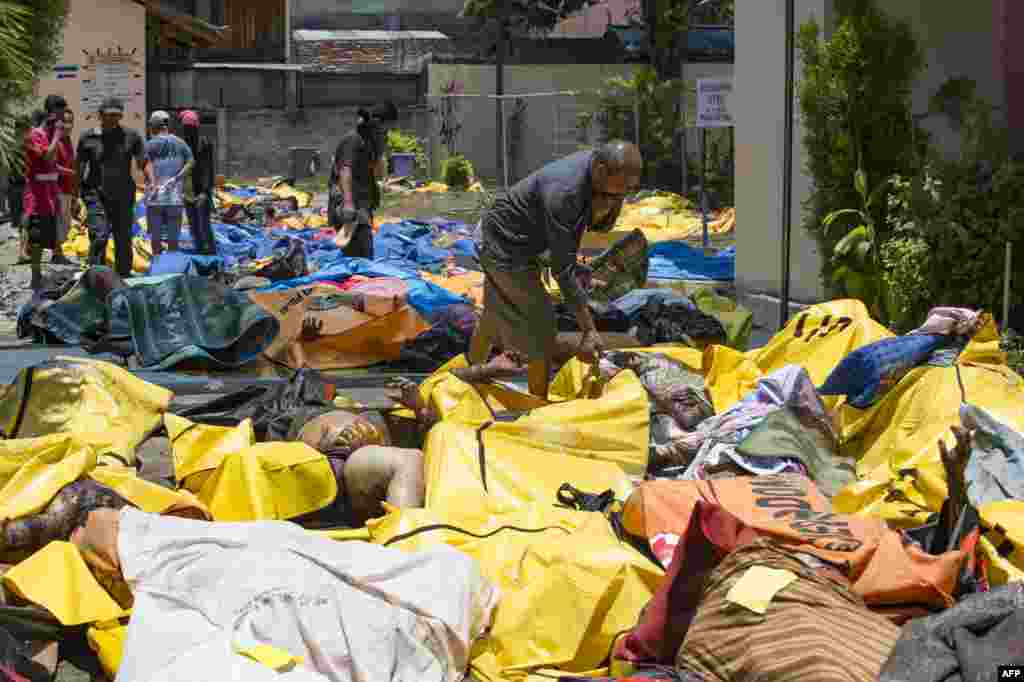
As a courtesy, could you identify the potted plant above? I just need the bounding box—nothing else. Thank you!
[386,129,426,177]
[441,154,475,190]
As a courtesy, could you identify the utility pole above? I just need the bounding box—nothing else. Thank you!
[496,0,507,190]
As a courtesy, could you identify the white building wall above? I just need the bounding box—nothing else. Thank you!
[734,0,832,331]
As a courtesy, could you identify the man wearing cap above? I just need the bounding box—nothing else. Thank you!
[22,95,68,290]
[179,109,217,255]
[144,110,193,257]
[329,102,397,259]
[75,97,147,276]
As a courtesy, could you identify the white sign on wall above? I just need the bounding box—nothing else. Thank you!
[696,77,733,128]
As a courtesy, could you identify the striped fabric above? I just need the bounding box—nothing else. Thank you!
[677,541,901,682]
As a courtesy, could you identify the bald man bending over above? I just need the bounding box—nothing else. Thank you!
[467,141,643,398]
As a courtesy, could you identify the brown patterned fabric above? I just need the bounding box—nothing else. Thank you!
[677,541,901,682]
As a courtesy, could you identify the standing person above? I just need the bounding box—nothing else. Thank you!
[8,112,38,266]
[52,106,76,264]
[75,97,147,277]
[467,141,643,398]
[178,109,217,255]
[329,102,397,259]
[22,96,68,291]
[143,110,193,257]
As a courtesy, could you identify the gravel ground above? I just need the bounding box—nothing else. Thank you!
[0,221,83,340]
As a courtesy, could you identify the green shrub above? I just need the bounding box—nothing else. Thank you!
[880,236,932,333]
[441,154,475,190]
[881,83,1024,321]
[581,67,687,168]
[797,1,926,297]
[386,129,427,176]
[1001,330,1024,376]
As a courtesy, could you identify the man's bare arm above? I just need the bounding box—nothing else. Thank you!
[339,165,355,208]
[43,130,62,161]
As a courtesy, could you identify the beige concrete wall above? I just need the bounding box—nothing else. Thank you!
[886,0,1003,157]
[734,0,832,330]
[427,63,634,185]
[35,0,147,148]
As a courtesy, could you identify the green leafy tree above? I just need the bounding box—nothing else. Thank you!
[461,0,733,78]
[797,0,925,301]
[0,0,70,173]
[460,0,597,52]
[634,0,733,80]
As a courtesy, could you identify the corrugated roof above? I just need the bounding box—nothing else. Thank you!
[293,30,449,42]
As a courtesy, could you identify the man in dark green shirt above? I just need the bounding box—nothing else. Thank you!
[470,140,643,397]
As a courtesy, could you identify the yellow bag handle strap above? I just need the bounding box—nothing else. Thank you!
[1,366,34,440]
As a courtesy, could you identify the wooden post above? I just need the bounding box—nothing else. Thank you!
[1005,241,1013,329]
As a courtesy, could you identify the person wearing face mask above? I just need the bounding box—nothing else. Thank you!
[75,97,147,276]
[468,141,643,398]
[329,102,397,259]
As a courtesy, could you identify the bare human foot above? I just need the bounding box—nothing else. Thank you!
[450,350,527,385]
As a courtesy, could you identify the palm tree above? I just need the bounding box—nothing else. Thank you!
[0,2,37,174]
[0,0,70,174]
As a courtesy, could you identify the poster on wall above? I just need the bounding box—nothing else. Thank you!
[80,47,144,121]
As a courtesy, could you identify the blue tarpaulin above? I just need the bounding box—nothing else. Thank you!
[647,243,736,282]
[259,259,470,321]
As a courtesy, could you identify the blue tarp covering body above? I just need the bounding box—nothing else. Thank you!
[259,259,468,322]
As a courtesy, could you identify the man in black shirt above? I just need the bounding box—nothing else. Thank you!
[179,109,217,255]
[75,97,146,277]
[329,102,397,259]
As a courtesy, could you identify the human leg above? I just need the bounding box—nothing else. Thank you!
[466,307,495,365]
[196,195,216,254]
[52,193,73,263]
[475,259,557,395]
[164,206,183,253]
[85,196,111,266]
[342,221,374,259]
[26,215,57,291]
[147,205,165,257]
[527,357,552,399]
[111,198,135,278]
[8,184,29,263]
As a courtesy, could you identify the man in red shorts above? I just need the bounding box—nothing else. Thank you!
[23,95,67,290]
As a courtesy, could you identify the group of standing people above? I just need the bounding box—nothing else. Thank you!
[7,95,216,290]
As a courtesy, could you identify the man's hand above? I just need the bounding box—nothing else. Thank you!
[300,316,324,342]
[577,329,604,365]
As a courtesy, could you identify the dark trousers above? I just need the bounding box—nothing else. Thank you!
[186,194,217,255]
[86,193,136,278]
[6,182,24,228]
[342,216,374,260]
